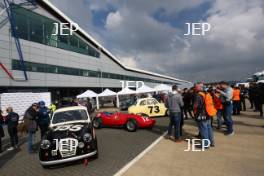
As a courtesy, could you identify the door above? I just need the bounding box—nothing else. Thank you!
[137,99,149,116]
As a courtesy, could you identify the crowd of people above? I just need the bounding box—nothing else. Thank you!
[0,101,51,153]
[0,81,263,153]
[164,81,264,149]
[0,97,95,154]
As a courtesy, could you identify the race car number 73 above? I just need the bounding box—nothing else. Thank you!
[148,106,160,113]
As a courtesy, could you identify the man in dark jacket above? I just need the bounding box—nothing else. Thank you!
[37,101,50,138]
[182,88,194,119]
[24,103,39,153]
[165,85,184,142]
[86,98,93,115]
[6,107,19,150]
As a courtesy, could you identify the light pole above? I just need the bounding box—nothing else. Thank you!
[97,68,103,92]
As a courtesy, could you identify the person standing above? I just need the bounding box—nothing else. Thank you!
[248,83,255,109]
[217,81,234,136]
[48,102,56,116]
[251,83,258,111]
[165,85,184,142]
[86,98,93,115]
[37,101,50,139]
[240,85,247,111]
[232,86,241,115]
[213,91,224,129]
[193,83,215,148]
[0,110,5,153]
[6,107,19,150]
[24,103,39,153]
[182,88,194,119]
[256,83,264,117]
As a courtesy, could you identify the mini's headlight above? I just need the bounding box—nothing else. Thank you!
[83,133,92,142]
[40,140,51,150]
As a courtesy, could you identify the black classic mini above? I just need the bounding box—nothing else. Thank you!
[39,106,98,168]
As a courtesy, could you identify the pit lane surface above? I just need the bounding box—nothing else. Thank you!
[0,117,169,176]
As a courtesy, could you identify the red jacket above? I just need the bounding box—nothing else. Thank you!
[213,93,223,110]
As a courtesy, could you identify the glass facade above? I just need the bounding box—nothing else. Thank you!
[12,60,174,84]
[10,5,175,85]
[11,4,100,58]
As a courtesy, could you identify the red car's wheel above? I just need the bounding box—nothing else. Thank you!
[125,119,138,132]
[93,118,102,129]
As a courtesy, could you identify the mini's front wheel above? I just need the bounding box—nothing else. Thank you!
[93,118,102,129]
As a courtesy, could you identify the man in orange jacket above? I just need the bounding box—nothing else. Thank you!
[233,86,241,115]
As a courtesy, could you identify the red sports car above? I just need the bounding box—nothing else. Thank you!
[93,112,156,132]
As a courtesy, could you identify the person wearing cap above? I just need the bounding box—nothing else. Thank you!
[37,101,50,138]
[24,103,39,153]
[6,107,19,150]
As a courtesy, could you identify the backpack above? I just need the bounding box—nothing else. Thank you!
[199,92,217,117]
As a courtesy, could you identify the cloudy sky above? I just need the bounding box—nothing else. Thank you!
[50,0,264,82]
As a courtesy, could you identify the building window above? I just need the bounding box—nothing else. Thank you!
[47,65,58,73]
[29,18,44,43]
[11,60,174,84]
[11,4,100,58]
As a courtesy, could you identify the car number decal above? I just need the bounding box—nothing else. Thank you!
[148,106,160,114]
[54,125,83,132]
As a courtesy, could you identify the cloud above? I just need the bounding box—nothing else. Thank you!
[51,0,264,83]
[105,11,123,30]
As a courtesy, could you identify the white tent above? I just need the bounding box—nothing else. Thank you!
[76,90,97,98]
[97,89,117,109]
[117,87,136,95]
[98,89,116,97]
[154,84,172,92]
[136,85,155,94]
[76,90,99,110]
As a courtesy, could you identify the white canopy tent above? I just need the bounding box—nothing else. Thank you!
[136,85,155,94]
[154,84,172,92]
[76,90,99,109]
[117,87,136,95]
[76,90,97,98]
[98,89,117,97]
[117,87,136,108]
[97,89,117,109]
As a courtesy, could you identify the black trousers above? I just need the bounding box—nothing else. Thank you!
[240,98,246,111]
[39,124,49,138]
[183,105,193,119]
[255,101,263,116]
[8,126,18,147]
[248,96,254,108]
[180,111,184,136]
[233,100,241,115]
[0,137,2,152]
